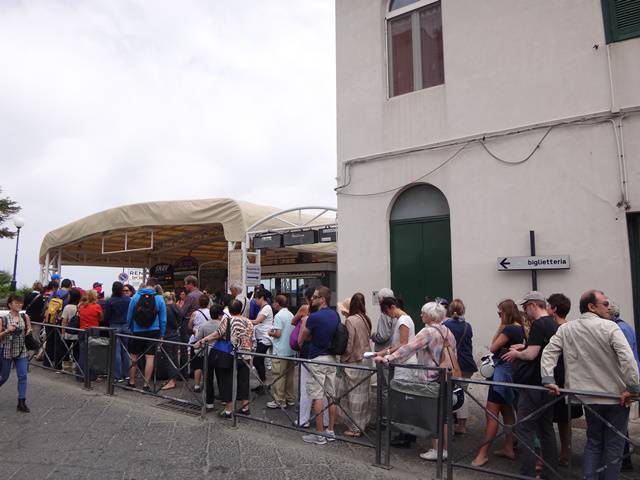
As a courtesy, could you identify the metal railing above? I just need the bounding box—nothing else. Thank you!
[24,333,639,478]
[112,333,210,417]
[446,376,639,480]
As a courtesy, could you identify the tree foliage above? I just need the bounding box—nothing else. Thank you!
[0,187,21,239]
[0,270,30,301]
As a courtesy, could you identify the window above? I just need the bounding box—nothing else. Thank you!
[387,0,444,97]
[602,0,640,43]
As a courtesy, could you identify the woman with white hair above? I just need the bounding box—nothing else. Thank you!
[375,301,458,461]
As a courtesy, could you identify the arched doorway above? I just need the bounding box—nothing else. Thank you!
[390,184,452,329]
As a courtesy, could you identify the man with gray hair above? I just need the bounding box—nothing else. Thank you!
[371,288,396,352]
[229,281,250,318]
[542,290,640,479]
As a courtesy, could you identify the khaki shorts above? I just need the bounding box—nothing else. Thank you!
[305,355,337,400]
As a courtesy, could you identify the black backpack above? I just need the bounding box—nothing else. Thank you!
[330,321,349,355]
[133,293,158,328]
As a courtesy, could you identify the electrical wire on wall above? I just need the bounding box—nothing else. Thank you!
[336,125,555,197]
[337,143,469,197]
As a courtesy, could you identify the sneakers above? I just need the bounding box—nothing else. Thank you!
[302,434,327,445]
[206,403,215,410]
[325,430,336,442]
[219,410,232,419]
[193,385,202,393]
[419,449,447,461]
[266,401,285,409]
[294,420,310,428]
[286,400,296,406]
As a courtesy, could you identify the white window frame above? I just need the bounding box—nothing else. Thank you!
[385,0,442,98]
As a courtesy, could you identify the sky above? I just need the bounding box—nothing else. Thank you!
[0,0,337,290]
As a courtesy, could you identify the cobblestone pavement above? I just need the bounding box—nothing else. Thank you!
[1,365,638,480]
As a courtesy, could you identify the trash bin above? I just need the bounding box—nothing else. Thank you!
[88,336,111,376]
[389,378,442,438]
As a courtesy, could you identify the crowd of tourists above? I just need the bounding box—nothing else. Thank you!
[1,274,639,479]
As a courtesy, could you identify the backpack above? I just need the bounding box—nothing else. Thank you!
[44,296,64,324]
[431,325,462,378]
[330,321,349,356]
[132,293,158,328]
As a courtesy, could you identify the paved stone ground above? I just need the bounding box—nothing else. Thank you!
[1,364,639,480]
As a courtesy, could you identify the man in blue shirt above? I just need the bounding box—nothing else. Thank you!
[609,299,639,472]
[299,286,339,445]
[126,277,166,391]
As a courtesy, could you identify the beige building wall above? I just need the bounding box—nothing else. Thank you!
[336,0,640,353]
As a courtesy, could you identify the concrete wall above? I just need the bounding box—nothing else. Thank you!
[336,0,640,353]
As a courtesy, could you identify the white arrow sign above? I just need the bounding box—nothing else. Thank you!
[497,255,570,271]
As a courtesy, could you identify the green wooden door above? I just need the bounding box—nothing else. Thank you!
[390,216,452,330]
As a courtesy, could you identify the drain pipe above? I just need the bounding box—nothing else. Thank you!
[610,117,630,210]
[618,115,630,209]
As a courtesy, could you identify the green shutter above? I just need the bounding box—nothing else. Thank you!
[602,0,640,43]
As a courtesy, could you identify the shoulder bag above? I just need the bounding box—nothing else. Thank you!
[211,318,234,369]
[21,313,40,351]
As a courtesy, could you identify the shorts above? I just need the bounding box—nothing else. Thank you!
[129,331,160,356]
[305,355,337,400]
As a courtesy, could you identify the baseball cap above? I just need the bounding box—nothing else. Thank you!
[520,291,545,305]
[92,282,103,288]
[51,273,61,280]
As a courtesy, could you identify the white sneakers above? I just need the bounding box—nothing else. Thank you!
[419,449,447,461]
[302,434,327,445]
[302,430,335,445]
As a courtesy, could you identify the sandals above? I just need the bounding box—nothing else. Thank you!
[343,430,362,438]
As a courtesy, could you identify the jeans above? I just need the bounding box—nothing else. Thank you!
[583,404,629,480]
[111,324,130,380]
[0,357,28,399]
[516,388,558,477]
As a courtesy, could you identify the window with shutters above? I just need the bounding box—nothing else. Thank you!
[602,0,640,43]
[387,0,444,97]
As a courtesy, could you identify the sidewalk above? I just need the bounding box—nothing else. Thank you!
[0,367,435,480]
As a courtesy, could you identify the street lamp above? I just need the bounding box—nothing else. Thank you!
[10,217,25,293]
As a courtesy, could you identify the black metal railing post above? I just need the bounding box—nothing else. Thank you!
[446,373,454,480]
[373,363,392,469]
[83,329,92,390]
[435,369,446,480]
[201,341,209,420]
[106,328,116,395]
[231,349,238,428]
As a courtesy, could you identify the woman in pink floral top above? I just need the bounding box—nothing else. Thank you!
[376,301,457,461]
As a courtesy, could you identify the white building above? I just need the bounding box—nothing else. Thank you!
[336,0,640,350]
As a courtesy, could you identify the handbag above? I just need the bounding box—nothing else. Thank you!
[289,321,302,352]
[211,317,234,369]
[479,354,496,379]
[20,313,40,351]
[68,307,81,330]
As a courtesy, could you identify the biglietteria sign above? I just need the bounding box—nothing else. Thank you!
[497,255,570,271]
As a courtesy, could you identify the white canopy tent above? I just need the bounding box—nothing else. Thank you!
[39,198,336,290]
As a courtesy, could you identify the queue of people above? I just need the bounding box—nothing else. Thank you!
[3,275,639,479]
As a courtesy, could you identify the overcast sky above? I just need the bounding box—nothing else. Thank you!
[0,1,336,289]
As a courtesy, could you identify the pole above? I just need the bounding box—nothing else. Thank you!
[529,230,537,291]
[10,226,21,293]
[106,328,116,395]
